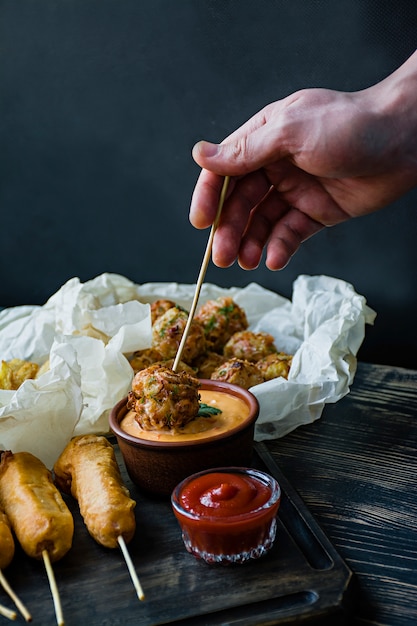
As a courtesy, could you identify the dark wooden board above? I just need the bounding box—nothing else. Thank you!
[266,362,417,626]
[2,442,355,625]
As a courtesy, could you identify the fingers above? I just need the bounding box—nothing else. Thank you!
[236,188,324,271]
[236,188,289,270]
[189,169,232,229]
[191,155,348,271]
[264,206,324,270]
[210,171,272,268]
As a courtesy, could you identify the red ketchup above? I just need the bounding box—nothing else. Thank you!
[171,467,281,564]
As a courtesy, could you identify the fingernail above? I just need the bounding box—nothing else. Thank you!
[193,140,219,158]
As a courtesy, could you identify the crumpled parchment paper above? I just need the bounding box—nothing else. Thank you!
[0,272,376,468]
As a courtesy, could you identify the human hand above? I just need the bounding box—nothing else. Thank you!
[189,53,417,270]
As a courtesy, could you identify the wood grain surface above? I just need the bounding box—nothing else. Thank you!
[266,362,417,626]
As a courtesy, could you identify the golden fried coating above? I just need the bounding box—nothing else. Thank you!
[194,297,248,353]
[128,347,164,373]
[150,299,176,325]
[127,364,201,431]
[0,507,15,570]
[192,351,226,379]
[256,352,293,381]
[0,451,74,562]
[152,306,206,363]
[128,348,196,376]
[210,358,264,390]
[0,358,40,390]
[155,359,197,376]
[54,435,136,549]
[223,330,277,362]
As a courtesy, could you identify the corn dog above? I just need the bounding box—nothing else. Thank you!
[0,507,33,623]
[54,435,136,549]
[0,508,14,570]
[0,451,74,562]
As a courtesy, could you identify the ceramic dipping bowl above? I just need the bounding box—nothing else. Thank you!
[109,379,259,497]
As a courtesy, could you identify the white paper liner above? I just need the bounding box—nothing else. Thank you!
[0,272,376,468]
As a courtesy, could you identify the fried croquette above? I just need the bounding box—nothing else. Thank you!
[256,352,293,380]
[194,297,248,352]
[152,306,206,363]
[223,330,277,362]
[0,359,40,390]
[128,347,165,373]
[150,299,176,325]
[127,364,201,431]
[210,358,264,389]
[192,351,226,379]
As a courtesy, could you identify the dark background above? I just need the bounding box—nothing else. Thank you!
[1,0,416,367]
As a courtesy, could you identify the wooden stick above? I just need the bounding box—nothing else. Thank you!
[0,570,32,622]
[117,535,145,601]
[0,602,16,621]
[42,551,64,626]
[172,175,230,372]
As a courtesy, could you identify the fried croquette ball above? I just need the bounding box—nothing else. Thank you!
[150,299,176,325]
[223,330,277,362]
[192,351,226,379]
[256,352,293,381]
[127,364,201,431]
[128,348,197,376]
[155,359,197,376]
[194,297,248,352]
[128,348,164,373]
[210,358,264,390]
[152,306,206,363]
[0,359,40,390]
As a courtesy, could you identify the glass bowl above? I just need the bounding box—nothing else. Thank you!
[171,466,281,564]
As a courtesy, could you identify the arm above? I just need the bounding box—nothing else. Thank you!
[189,50,417,270]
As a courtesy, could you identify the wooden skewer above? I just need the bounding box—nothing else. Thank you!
[0,570,32,622]
[42,551,64,626]
[172,175,230,372]
[0,602,16,621]
[117,535,145,601]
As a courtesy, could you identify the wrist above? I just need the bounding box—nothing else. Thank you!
[365,51,417,182]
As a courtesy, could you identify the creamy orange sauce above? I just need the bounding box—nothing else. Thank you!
[120,390,250,442]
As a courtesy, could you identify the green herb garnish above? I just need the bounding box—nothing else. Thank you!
[198,403,222,417]
[219,304,235,317]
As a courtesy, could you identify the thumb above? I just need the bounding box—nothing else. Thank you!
[192,124,287,176]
